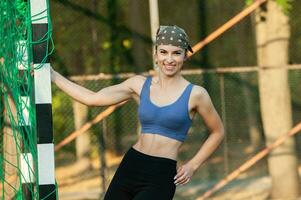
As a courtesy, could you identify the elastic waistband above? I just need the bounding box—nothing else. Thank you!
[128,147,177,166]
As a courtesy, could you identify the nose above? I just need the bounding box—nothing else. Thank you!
[165,54,174,63]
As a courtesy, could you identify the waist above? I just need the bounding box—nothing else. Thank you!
[140,128,187,142]
[133,133,182,161]
[129,147,177,165]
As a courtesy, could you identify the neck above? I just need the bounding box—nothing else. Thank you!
[157,72,183,88]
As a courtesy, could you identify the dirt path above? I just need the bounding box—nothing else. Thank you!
[56,159,272,200]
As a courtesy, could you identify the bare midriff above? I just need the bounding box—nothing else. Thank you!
[132,133,182,161]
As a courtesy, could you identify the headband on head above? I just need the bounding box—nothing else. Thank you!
[155,25,193,53]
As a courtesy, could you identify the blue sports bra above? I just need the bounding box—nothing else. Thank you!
[138,76,193,142]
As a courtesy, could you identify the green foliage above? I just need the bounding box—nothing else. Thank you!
[276,0,293,12]
[245,0,293,13]
[52,88,75,143]
[245,0,254,6]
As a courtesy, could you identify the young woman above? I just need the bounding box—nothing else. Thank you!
[51,25,224,200]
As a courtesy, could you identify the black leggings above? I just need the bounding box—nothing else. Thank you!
[104,147,177,200]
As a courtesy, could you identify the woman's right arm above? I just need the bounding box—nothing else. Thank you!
[51,68,141,106]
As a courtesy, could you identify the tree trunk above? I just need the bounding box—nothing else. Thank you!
[69,28,92,166]
[3,94,19,198]
[89,0,100,73]
[73,100,91,169]
[130,0,147,72]
[106,0,123,154]
[149,0,159,69]
[255,1,300,199]
[0,89,3,157]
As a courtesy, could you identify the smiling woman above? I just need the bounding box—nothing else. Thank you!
[156,45,186,76]
[51,25,224,200]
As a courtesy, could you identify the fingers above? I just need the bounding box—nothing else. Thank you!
[179,176,190,185]
[174,164,195,186]
[174,169,191,186]
[174,173,190,185]
[174,168,184,179]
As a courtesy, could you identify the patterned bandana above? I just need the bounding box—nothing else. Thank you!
[155,25,193,53]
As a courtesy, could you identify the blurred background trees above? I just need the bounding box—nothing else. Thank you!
[48,0,301,199]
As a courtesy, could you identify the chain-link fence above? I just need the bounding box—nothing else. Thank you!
[48,0,301,199]
[50,0,301,74]
[53,66,301,199]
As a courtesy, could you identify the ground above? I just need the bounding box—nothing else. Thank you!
[55,152,279,200]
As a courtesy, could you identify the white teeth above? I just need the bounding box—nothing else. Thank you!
[164,65,175,70]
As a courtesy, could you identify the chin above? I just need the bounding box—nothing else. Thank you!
[163,70,178,77]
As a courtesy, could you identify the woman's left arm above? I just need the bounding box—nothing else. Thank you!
[174,86,225,186]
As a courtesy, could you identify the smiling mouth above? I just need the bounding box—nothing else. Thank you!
[164,65,175,70]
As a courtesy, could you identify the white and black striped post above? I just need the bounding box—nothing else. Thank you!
[18,40,35,200]
[30,0,56,199]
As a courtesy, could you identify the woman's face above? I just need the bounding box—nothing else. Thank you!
[155,44,186,77]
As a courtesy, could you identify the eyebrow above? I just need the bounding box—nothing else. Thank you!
[158,49,184,53]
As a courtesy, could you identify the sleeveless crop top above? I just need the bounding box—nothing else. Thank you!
[138,76,193,142]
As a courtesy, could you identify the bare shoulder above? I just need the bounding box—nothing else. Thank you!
[125,75,146,88]
[190,85,212,107]
[127,75,146,84]
[124,75,147,96]
[191,85,210,99]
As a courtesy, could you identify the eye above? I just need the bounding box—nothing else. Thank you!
[174,51,183,55]
[159,50,167,54]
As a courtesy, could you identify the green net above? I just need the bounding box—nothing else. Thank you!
[0,0,56,199]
